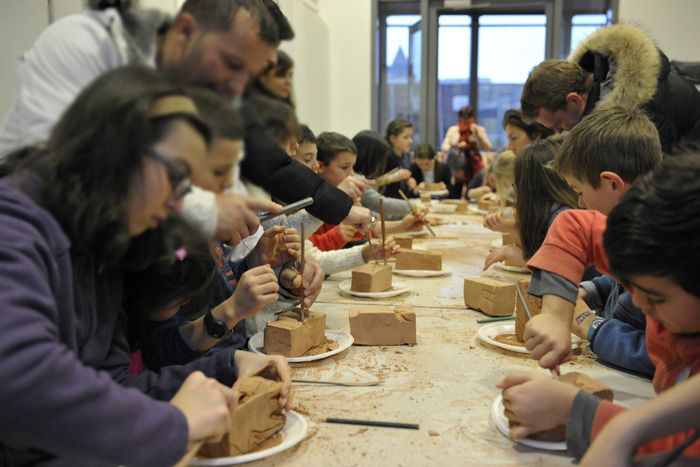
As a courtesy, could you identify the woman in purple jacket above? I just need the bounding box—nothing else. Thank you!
[0,65,291,467]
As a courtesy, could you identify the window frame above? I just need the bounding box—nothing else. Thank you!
[372,0,618,149]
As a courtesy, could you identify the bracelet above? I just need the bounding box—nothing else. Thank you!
[575,309,594,325]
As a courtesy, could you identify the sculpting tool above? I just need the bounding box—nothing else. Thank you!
[173,441,203,467]
[514,285,559,378]
[379,198,387,265]
[476,316,515,324]
[325,418,419,430]
[298,223,306,322]
[373,167,400,188]
[258,197,313,222]
[292,378,381,387]
[398,189,436,237]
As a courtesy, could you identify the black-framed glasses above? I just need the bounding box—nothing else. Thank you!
[145,149,192,200]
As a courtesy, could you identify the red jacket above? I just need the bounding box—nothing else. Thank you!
[527,209,700,456]
[308,224,348,251]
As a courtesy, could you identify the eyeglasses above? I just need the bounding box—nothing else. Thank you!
[145,149,192,200]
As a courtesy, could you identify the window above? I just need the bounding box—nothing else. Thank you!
[477,15,546,149]
[437,15,471,151]
[380,14,422,141]
[570,14,609,53]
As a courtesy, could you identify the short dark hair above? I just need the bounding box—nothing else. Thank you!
[178,0,280,45]
[521,60,591,121]
[502,109,554,140]
[414,143,436,160]
[458,106,474,120]
[385,118,413,144]
[352,130,390,178]
[123,215,217,347]
[298,124,316,145]
[317,132,357,165]
[261,0,294,41]
[272,50,294,77]
[188,87,244,140]
[554,106,662,187]
[604,150,700,298]
[248,93,299,145]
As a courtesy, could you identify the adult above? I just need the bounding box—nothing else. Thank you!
[502,109,554,156]
[0,0,368,240]
[440,105,492,154]
[250,49,295,107]
[521,24,700,153]
[0,65,292,467]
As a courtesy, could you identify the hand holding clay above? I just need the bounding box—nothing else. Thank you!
[362,236,400,262]
[484,245,525,270]
[171,371,239,443]
[233,352,293,410]
[249,226,301,267]
[483,246,507,270]
[406,177,418,191]
[397,208,428,232]
[524,308,573,369]
[231,265,279,321]
[396,169,412,182]
[496,373,579,439]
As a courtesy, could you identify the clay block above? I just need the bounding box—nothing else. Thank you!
[504,257,522,267]
[199,376,285,457]
[510,372,613,442]
[263,310,326,357]
[514,279,542,341]
[478,196,492,210]
[502,232,514,245]
[349,305,417,345]
[463,277,515,317]
[442,199,469,212]
[420,193,432,202]
[423,182,444,191]
[395,237,413,249]
[395,250,442,271]
[351,263,393,292]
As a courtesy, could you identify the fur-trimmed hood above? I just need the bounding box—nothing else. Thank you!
[568,24,661,108]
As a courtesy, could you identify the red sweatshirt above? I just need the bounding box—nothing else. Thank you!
[527,209,700,457]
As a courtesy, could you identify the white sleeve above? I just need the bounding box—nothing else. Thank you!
[0,11,123,157]
[306,240,366,276]
[440,125,460,152]
[181,186,218,239]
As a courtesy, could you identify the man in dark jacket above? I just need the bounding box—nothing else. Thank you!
[521,24,700,153]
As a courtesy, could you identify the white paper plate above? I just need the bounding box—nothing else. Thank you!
[191,410,309,466]
[418,189,449,197]
[467,205,489,215]
[338,279,412,298]
[494,263,530,274]
[491,395,567,451]
[393,265,453,277]
[248,330,354,363]
[430,204,457,214]
[477,322,581,354]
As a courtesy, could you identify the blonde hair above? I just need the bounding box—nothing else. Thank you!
[491,150,516,207]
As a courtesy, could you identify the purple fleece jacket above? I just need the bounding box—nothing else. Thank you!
[0,177,235,466]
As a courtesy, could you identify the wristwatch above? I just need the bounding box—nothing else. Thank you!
[204,310,231,339]
[587,317,606,343]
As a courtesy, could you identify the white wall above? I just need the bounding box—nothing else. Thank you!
[618,0,700,61]
[278,0,373,139]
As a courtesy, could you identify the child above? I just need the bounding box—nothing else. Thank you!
[310,132,427,252]
[352,129,411,220]
[409,143,452,197]
[293,124,319,172]
[289,126,401,275]
[521,106,661,371]
[498,153,700,461]
[482,150,518,236]
[484,140,577,269]
[0,66,291,466]
[383,118,417,198]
